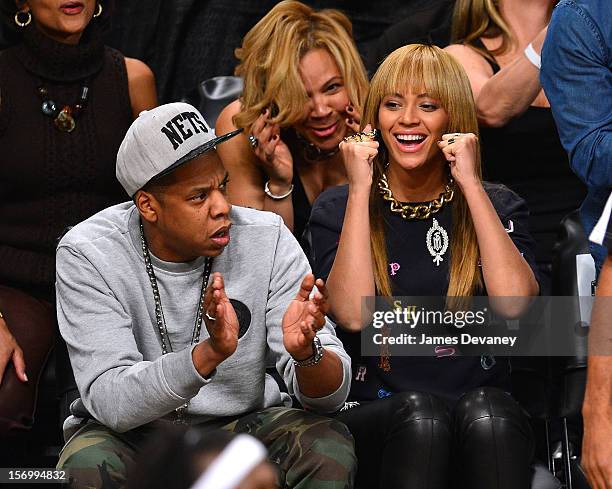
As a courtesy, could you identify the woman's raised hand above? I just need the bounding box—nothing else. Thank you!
[344,103,362,134]
[249,110,294,190]
[339,123,379,190]
[437,132,480,190]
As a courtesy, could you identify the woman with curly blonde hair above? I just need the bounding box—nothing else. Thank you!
[216,0,368,244]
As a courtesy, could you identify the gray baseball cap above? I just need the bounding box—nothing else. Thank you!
[116,102,242,197]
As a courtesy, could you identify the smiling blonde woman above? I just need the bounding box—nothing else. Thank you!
[309,44,541,489]
[216,0,368,244]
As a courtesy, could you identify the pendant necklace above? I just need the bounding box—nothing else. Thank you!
[139,222,213,424]
[426,218,450,267]
[295,131,340,161]
[377,171,453,266]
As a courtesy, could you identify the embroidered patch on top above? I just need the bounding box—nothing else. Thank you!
[355,365,367,382]
[434,345,456,358]
[378,388,393,398]
[340,401,361,412]
[426,218,449,266]
[480,354,496,370]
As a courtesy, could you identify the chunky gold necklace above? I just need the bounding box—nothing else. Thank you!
[377,172,455,220]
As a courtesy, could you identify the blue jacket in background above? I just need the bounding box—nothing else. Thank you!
[540,0,611,272]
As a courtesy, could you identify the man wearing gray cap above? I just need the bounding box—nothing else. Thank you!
[54,102,355,489]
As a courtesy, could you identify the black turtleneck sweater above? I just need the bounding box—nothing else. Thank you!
[0,26,132,302]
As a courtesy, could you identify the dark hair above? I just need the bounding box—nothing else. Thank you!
[0,0,114,43]
[127,426,235,489]
[135,170,179,203]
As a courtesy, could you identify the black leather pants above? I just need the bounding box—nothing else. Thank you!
[335,387,535,489]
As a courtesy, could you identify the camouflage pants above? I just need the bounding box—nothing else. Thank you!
[57,407,356,489]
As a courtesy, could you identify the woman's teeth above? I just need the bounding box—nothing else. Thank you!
[396,134,425,143]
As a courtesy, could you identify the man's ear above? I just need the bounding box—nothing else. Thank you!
[135,190,160,224]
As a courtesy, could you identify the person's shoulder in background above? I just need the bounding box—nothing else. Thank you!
[125,56,158,119]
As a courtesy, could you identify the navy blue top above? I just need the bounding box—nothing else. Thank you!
[308,182,538,404]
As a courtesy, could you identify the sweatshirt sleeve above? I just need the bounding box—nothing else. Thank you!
[264,218,351,413]
[56,244,213,433]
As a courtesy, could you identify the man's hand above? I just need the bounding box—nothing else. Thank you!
[581,255,612,489]
[582,402,612,489]
[203,272,239,360]
[282,274,329,360]
[193,273,239,376]
[0,316,27,384]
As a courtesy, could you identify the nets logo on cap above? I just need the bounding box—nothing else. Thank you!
[161,111,210,151]
[116,102,242,197]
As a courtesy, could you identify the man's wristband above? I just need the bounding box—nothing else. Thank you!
[293,336,324,367]
[524,43,541,69]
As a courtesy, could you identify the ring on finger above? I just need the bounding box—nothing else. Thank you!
[343,134,360,143]
[343,129,377,144]
[248,134,259,149]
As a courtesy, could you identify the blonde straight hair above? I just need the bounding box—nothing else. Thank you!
[451,0,515,59]
[232,0,368,130]
[362,44,483,299]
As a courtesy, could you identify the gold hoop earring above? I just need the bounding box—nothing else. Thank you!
[93,3,103,18]
[14,10,32,28]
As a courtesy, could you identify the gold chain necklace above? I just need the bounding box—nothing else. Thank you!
[377,173,455,220]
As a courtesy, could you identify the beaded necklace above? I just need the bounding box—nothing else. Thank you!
[37,81,90,133]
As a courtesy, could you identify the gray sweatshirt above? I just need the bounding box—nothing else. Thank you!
[56,203,351,433]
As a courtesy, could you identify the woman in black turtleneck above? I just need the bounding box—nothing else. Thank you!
[0,0,157,461]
